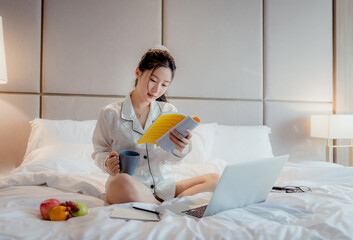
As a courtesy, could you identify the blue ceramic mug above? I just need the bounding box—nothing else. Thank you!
[119,150,140,175]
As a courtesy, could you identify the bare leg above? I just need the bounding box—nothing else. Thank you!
[175,173,219,198]
[106,173,161,205]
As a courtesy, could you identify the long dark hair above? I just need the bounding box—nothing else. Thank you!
[135,47,176,102]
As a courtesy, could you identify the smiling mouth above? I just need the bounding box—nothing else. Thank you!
[147,93,156,98]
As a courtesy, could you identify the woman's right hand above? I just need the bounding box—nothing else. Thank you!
[105,151,120,175]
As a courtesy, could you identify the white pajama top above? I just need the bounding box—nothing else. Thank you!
[91,95,190,201]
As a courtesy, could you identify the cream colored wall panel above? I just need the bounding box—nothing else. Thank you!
[0,94,39,174]
[164,0,262,99]
[169,99,263,125]
[265,101,332,162]
[0,0,41,92]
[264,0,332,102]
[42,95,124,120]
[42,0,161,95]
[335,0,353,166]
[43,96,262,125]
[335,0,353,115]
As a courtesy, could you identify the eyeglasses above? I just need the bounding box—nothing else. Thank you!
[272,186,312,193]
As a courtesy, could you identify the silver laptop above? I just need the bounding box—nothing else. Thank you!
[156,155,289,218]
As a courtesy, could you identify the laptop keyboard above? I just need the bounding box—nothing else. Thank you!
[181,205,208,218]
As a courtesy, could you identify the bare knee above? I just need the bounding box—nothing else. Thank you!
[106,173,138,204]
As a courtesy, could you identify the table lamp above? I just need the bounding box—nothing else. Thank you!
[0,16,8,84]
[311,115,353,166]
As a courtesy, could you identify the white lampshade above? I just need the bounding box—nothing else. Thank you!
[0,16,8,84]
[311,115,353,139]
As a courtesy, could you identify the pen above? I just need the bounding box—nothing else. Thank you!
[133,206,161,215]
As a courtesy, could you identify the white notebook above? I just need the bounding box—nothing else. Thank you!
[110,207,160,222]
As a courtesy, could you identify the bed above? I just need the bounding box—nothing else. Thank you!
[1,118,353,240]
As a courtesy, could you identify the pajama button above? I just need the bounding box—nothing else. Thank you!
[151,185,154,189]
[143,155,147,159]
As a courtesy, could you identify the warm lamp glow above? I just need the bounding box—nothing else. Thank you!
[311,114,353,166]
[0,16,8,84]
[311,115,353,139]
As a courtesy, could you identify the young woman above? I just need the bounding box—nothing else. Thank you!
[92,46,219,205]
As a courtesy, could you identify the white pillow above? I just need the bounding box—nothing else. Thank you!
[18,144,102,174]
[24,118,97,159]
[21,119,216,173]
[182,123,217,164]
[211,125,274,163]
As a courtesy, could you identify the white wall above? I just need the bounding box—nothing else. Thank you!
[264,0,333,162]
[0,0,335,174]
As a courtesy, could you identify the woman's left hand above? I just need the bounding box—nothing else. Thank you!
[169,129,192,153]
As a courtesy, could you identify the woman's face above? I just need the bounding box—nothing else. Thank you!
[135,66,172,103]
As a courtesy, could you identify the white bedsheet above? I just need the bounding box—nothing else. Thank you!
[1,159,353,240]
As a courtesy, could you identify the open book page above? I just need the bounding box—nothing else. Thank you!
[137,112,200,152]
[156,115,200,152]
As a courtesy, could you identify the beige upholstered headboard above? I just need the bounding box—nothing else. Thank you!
[0,0,333,174]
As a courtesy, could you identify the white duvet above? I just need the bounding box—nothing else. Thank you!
[1,158,353,240]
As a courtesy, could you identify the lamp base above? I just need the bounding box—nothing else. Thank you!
[326,139,353,166]
[326,145,333,163]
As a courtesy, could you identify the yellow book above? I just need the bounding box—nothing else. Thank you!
[137,112,200,152]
